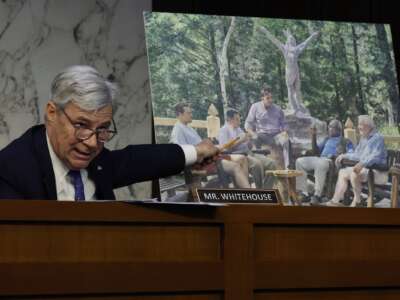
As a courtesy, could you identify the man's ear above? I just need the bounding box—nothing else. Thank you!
[46,101,57,123]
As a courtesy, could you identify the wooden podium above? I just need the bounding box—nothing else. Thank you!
[1,200,400,299]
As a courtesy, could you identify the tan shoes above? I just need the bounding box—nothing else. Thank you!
[324,199,345,207]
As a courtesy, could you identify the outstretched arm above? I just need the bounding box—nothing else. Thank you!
[296,31,319,54]
[257,26,285,52]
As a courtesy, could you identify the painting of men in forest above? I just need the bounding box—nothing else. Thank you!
[144,12,400,206]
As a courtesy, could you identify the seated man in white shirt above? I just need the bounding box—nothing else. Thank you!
[218,109,276,189]
[171,103,251,188]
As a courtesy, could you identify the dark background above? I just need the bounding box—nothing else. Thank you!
[152,0,400,94]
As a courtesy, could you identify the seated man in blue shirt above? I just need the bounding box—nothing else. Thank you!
[325,115,388,207]
[295,120,353,205]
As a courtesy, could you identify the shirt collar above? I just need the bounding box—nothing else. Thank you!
[361,129,376,141]
[260,101,274,111]
[46,133,70,180]
[46,133,89,194]
[367,129,377,139]
[178,120,189,127]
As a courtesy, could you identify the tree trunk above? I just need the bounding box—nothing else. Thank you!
[351,25,366,115]
[334,24,359,118]
[375,24,399,125]
[218,17,236,119]
[224,21,235,108]
[277,58,285,106]
[208,24,224,120]
[329,34,345,120]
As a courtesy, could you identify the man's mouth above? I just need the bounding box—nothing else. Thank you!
[73,148,93,160]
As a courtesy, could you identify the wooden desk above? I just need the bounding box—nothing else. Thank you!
[1,201,400,299]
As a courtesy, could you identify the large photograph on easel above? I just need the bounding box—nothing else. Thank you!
[144,12,400,207]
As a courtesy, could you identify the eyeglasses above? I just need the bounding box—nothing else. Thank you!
[59,108,117,143]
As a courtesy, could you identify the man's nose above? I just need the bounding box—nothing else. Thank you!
[82,133,99,149]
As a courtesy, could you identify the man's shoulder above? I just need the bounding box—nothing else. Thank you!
[219,124,229,132]
[172,121,181,128]
[252,101,263,108]
[331,136,352,143]
[171,121,187,132]
[271,103,283,111]
[370,131,385,143]
[373,131,384,138]
[0,125,44,160]
[326,136,340,143]
[0,125,45,186]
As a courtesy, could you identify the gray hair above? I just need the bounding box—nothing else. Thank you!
[50,65,117,111]
[358,115,375,129]
[328,119,342,132]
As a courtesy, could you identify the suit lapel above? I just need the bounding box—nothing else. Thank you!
[88,156,116,200]
[31,125,115,200]
[32,125,57,200]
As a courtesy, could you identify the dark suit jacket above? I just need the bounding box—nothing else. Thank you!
[0,125,186,200]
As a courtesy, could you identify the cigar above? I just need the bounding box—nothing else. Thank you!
[220,136,240,151]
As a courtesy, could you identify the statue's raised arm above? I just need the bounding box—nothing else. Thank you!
[258,27,320,116]
[257,25,285,53]
[296,31,320,54]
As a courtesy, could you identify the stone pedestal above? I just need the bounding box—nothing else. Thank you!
[285,113,327,144]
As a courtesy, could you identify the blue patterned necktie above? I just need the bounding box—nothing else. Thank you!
[68,170,85,201]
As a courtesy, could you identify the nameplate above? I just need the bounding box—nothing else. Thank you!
[195,188,281,204]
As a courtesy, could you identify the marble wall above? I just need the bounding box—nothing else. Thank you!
[0,0,153,199]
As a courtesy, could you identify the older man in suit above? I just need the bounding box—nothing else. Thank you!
[0,65,218,200]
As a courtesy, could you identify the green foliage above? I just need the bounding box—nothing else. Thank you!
[144,13,399,134]
[379,125,400,136]
[379,125,400,150]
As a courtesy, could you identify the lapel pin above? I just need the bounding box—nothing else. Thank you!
[97,166,103,171]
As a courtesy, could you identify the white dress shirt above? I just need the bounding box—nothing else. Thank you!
[46,134,96,201]
[46,134,197,201]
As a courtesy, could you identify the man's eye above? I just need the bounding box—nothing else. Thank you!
[74,123,86,128]
[98,124,111,130]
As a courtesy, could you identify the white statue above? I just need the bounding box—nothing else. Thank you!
[259,26,319,116]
